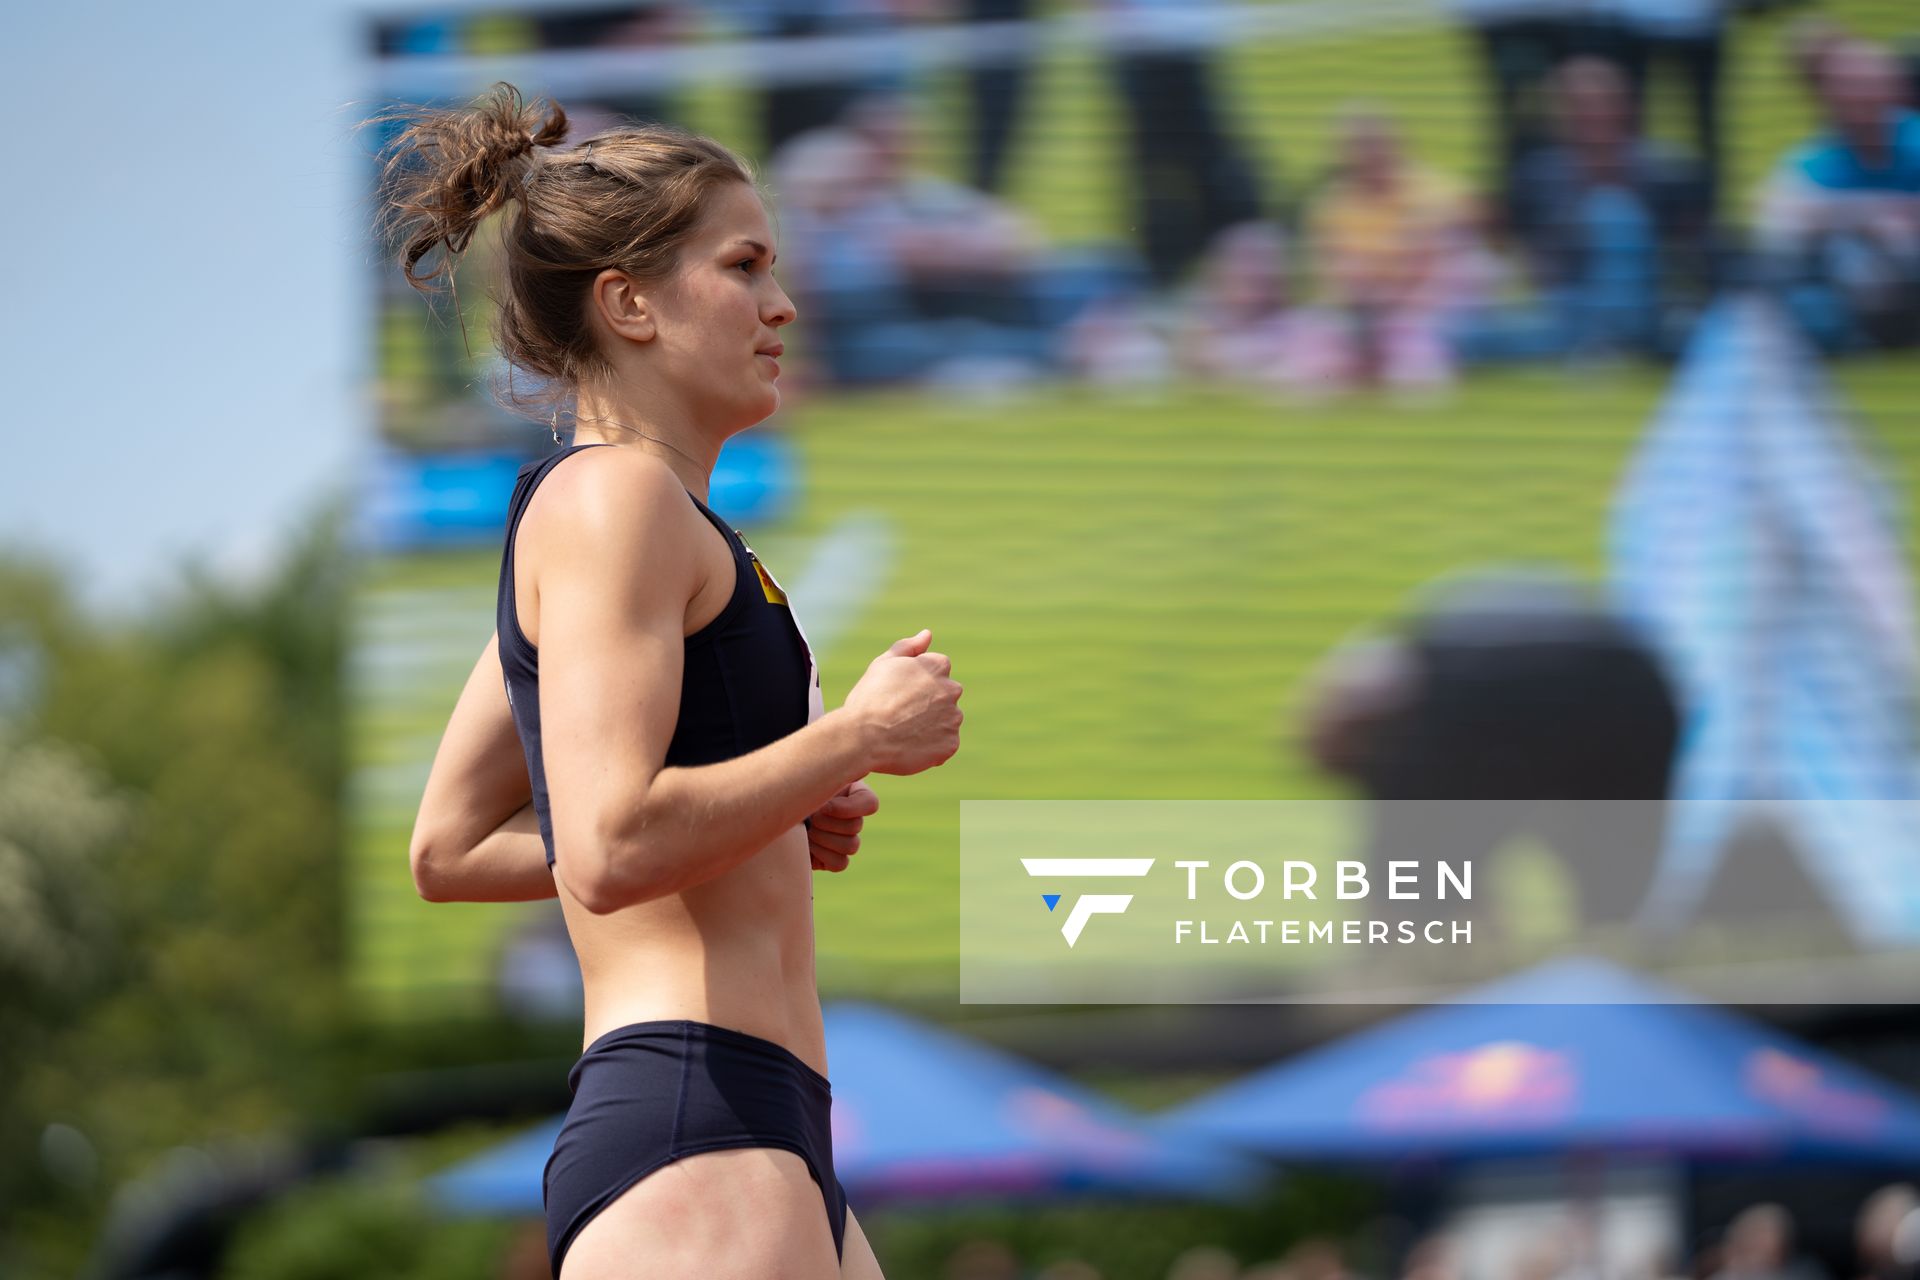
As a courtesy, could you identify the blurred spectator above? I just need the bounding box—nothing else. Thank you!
[843,90,1150,338]
[1457,56,1710,361]
[1855,1183,1920,1280]
[1060,286,1173,388]
[1242,1265,1295,1280]
[842,90,1048,327]
[1550,1204,1608,1280]
[1450,0,1725,214]
[1281,1237,1358,1280]
[771,125,1056,386]
[1709,1204,1830,1280]
[947,1237,1024,1280]
[1400,1231,1460,1280]
[1037,1262,1104,1280]
[1785,15,1849,95]
[1513,1230,1571,1280]
[1171,220,1342,397]
[1302,107,1496,395]
[1167,1244,1240,1280]
[1600,1,1728,220]
[1445,0,1584,224]
[1103,0,1268,287]
[1756,38,1920,352]
[774,98,1150,388]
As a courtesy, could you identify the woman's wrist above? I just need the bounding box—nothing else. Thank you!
[814,704,877,783]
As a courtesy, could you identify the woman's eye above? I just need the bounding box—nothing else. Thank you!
[738,258,756,273]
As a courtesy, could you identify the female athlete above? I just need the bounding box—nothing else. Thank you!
[382,83,963,1279]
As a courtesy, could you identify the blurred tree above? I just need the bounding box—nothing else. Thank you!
[0,738,127,1198]
[217,1169,515,1280]
[0,500,355,1279]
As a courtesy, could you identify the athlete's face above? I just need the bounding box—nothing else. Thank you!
[655,182,796,433]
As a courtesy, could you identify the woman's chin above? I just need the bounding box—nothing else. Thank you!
[734,388,781,430]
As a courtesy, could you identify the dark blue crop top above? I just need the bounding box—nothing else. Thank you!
[495,443,822,869]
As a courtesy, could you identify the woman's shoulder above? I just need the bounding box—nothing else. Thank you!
[522,446,700,561]
[538,443,683,511]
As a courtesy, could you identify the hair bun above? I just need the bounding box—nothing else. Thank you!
[370,81,569,293]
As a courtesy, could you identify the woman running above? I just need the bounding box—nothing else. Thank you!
[383,83,963,1279]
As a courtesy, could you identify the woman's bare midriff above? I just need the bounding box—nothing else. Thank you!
[556,821,827,1078]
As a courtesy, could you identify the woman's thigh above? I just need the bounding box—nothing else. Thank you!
[840,1206,887,1280]
[560,1146,841,1280]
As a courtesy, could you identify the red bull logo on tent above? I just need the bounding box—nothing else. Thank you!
[1359,1040,1576,1128]
[1745,1047,1887,1134]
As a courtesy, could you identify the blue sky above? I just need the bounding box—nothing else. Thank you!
[4,1,370,616]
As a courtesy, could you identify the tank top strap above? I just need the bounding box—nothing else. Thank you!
[681,487,743,551]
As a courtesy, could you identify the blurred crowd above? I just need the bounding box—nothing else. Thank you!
[370,0,1920,425]
[928,1181,1920,1280]
[750,4,1920,401]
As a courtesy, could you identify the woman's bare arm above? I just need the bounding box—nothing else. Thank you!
[408,633,557,902]
[534,449,960,915]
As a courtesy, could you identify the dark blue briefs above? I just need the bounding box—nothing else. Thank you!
[542,1019,847,1276]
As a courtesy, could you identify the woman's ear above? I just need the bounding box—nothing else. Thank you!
[590,268,656,346]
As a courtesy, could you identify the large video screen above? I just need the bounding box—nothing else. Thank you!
[347,0,1920,1019]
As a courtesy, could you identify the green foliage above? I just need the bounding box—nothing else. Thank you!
[0,738,129,1245]
[864,1170,1385,1280]
[0,500,355,1279]
[217,1171,521,1280]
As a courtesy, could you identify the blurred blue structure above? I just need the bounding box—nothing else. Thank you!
[359,449,528,553]
[824,1002,1258,1204]
[707,430,801,528]
[357,433,799,554]
[1608,291,1920,945]
[423,1114,563,1217]
[428,1002,1260,1217]
[1159,956,1920,1166]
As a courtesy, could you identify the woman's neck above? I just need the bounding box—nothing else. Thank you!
[568,394,717,501]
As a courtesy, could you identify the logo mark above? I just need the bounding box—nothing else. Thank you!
[1020,858,1155,947]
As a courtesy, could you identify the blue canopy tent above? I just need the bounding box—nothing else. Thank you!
[1157,957,1920,1168]
[823,1002,1259,1205]
[429,1001,1260,1216]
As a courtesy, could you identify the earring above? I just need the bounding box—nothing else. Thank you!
[549,406,563,445]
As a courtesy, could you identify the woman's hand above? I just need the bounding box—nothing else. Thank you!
[843,629,964,776]
[807,778,879,872]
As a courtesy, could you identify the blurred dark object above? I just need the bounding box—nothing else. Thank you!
[961,0,1034,195]
[731,0,910,157]
[1107,1,1268,288]
[84,1139,342,1280]
[1305,566,1679,935]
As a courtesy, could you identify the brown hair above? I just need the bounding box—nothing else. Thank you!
[369,82,759,417]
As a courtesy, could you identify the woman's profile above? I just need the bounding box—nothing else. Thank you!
[379,82,962,1279]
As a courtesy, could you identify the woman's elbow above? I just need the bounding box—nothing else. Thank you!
[563,859,652,915]
[557,825,666,915]
[409,835,457,902]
